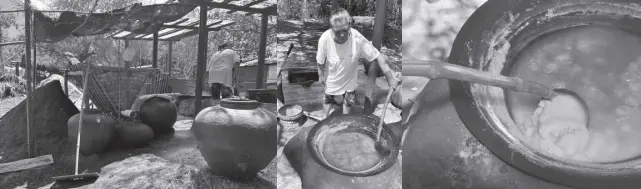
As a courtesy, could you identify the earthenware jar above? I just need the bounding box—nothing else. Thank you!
[67,110,116,156]
[138,95,178,136]
[114,121,154,147]
[192,98,277,179]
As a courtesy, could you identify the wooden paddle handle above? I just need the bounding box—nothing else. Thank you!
[403,60,554,98]
[376,89,394,142]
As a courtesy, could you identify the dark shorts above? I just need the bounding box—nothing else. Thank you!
[210,83,232,99]
[324,91,356,106]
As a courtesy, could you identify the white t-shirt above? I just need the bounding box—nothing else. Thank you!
[207,49,240,86]
[316,28,381,95]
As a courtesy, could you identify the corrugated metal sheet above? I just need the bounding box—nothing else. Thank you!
[29,0,276,43]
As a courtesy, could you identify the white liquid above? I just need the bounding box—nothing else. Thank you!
[508,26,641,163]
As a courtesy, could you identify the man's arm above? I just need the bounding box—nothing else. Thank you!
[316,33,328,85]
[232,52,241,87]
[374,54,392,76]
[360,40,400,89]
[317,61,326,85]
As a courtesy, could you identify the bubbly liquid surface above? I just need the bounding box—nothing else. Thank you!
[508,26,641,163]
[322,131,382,171]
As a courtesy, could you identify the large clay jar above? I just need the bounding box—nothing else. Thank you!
[138,96,178,136]
[192,98,277,180]
[67,110,116,156]
[114,121,154,147]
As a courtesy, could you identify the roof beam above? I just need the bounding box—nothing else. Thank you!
[207,1,276,16]
[0,41,25,47]
[226,0,266,14]
[111,37,176,41]
[162,20,223,30]
[164,21,235,40]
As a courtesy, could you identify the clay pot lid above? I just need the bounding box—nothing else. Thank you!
[220,97,260,110]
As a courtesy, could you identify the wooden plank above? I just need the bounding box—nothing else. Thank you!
[207,1,277,15]
[165,21,235,40]
[0,10,92,14]
[162,20,222,30]
[0,41,25,47]
[282,82,324,106]
[67,67,159,76]
[163,18,190,26]
[0,154,54,174]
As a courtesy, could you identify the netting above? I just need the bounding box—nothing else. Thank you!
[64,53,170,121]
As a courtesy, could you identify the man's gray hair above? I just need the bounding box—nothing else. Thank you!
[330,7,351,26]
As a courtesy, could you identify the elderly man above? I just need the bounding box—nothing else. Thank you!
[316,7,401,117]
[207,43,240,99]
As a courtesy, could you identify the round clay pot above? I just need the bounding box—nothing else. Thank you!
[67,110,116,156]
[138,97,177,136]
[115,121,154,147]
[192,98,277,179]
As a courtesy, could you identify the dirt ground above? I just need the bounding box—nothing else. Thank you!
[0,96,277,189]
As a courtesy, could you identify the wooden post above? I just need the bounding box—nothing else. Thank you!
[16,59,20,76]
[367,0,387,78]
[152,31,158,68]
[332,0,338,11]
[24,0,33,158]
[125,40,131,106]
[372,0,386,50]
[63,69,68,97]
[195,4,208,115]
[32,21,37,90]
[256,13,268,89]
[0,29,4,75]
[167,41,173,77]
[363,0,388,115]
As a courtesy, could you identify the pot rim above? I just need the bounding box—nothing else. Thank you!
[278,104,303,121]
[449,0,641,188]
[221,97,260,109]
[306,113,399,177]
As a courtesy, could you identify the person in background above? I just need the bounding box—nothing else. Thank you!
[207,43,240,100]
[316,7,401,118]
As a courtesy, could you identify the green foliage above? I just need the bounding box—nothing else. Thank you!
[0,14,17,29]
[278,0,401,29]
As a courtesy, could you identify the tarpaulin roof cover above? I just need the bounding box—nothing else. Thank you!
[33,3,197,43]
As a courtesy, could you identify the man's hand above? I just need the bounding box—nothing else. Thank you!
[384,71,401,90]
[319,74,326,87]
